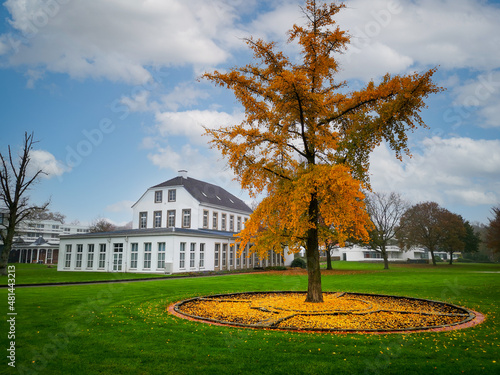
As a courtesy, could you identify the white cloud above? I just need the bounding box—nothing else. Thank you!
[105,200,135,214]
[334,0,500,79]
[370,137,500,208]
[154,109,243,144]
[2,0,239,84]
[449,70,500,128]
[147,144,244,197]
[28,150,70,178]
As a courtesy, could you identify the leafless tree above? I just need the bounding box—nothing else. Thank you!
[0,132,49,275]
[365,191,409,270]
[88,217,116,233]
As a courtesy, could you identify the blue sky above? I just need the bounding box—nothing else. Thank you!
[0,0,499,226]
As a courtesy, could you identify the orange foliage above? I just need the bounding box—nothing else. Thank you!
[203,0,443,300]
[177,292,469,331]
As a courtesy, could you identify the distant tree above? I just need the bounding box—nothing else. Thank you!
[438,211,466,265]
[88,218,116,233]
[462,220,481,255]
[0,132,49,275]
[203,0,442,302]
[365,191,409,270]
[30,209,66,224]
[485,206,500,254]
[398,202,462,266]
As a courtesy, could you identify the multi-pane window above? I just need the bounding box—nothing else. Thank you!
[167,210,176,228]
[87,244,95,268]
[130,243,138,268]
[143,243,152,268]
[236,244,240,267]
[221,214,227,231]
[237,216,242,232]
[229,245,234,267]
[154,211,162,228]
[190,243,196,268]
[155,190,163,203]
[168,189,176,202]
[203,210,209,229]
[179,242,186,268]
[182,209,191,228]
[65,244,72,268]
[248,245,253,266]
[139,212,147,229]
[199,243,205,268]
[76,244,83,268]
[212,212,218,230]
[214,243,220,267]
[99,244,106,268]
[158,242,166,269]
[229,216,234,231]
[47,249,53,264]
[243,246,247,267]
[222,244,227,267]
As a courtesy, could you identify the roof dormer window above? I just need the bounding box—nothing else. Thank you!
[155,190,163,203]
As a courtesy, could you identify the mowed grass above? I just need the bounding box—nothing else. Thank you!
[0,263,177,285]
[1,262,499,374]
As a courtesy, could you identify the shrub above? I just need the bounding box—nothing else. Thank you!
[291,258,307,269]
[266,266,288,271]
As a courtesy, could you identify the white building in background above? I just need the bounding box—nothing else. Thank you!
[58,171,294,274]
[1,207,90,265]
[330,245,461,263]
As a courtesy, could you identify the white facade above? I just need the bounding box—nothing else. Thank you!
[330,245,461,263]
[58,172,294,273]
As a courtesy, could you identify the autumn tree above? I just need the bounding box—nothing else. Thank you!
[0,132,49,275]
[365,191,409,270]
[397,202,466,265]
[438,211,466,265]
[485,206,500,254]
[203,0,442,302]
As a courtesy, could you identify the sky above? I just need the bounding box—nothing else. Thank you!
[0,0,499,226]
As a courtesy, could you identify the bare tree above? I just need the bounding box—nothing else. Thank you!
[0,132,49,275]
[365,191,409,270]
[88,217,116,233]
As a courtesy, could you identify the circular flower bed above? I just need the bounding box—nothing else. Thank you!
[172,291,482,333]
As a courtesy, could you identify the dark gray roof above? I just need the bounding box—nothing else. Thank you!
[151,176,252,214]
[60,227,238,239]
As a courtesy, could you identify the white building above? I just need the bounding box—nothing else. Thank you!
[1,207,89,265]
[331,245,461,263]
[58,172,294,273]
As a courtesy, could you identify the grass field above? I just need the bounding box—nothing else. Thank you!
[1,262,499,374]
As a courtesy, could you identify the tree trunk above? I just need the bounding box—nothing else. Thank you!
[0,218,16,276]
[326,243,332,270]
[429,249,436,266]
[382,247,389,270]
[449,252,453,265]
[305,195,323,303]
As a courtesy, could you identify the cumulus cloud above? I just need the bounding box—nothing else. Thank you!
[28,149,70,178]
[2,0,240,84]
[147,144,244,197]
[448,70,500,128]
[370,137,500,207]
[333,0,500,79]
[105,200,135,214]
[154,109,244,144]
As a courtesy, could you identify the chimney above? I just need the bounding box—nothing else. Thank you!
[178,170,188,179]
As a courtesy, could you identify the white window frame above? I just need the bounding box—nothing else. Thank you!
[130,243,138,269]
[143,243,152,269]
[155,190,163,203]
[157,242,166,269]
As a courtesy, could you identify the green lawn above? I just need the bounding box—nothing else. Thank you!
[1,262,499,374]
